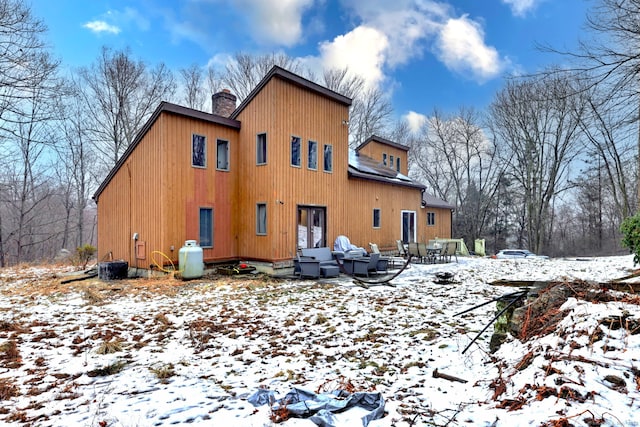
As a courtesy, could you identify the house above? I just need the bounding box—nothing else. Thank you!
[92,66,453,272]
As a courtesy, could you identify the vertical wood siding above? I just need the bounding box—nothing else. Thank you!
[357,144,408,175]
[97,112,239,268]
[97,76,451,269]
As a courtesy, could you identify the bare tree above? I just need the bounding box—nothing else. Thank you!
[78,46,176,171]
[409,108,504,249]
[349,87,394,148]
[321,67,365,100]
[579,90,636,220]
[54,81,97,249]
[222,52,304,101]
[541,0,640,207]
[489,73,586,253]
[0,0,64,266]
[179,64,207,111]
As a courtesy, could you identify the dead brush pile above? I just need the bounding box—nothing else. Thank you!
[489,279,640,426]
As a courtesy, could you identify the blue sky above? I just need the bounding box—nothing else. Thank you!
[31,0,590,129]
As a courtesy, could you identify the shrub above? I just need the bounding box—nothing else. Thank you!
[621,213,640,265]
[75,244,97,269]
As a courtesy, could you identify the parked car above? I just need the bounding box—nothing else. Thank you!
[493,249,549,260]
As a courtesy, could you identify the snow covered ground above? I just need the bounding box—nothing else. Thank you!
[0,255,639,427]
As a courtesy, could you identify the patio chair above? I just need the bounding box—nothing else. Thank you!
[408,242,422,263]
[418,242,436,264]
[343,253,382,277]
[369,243,394,269]
[396,240,407,258]
[446,241,458,263]
[295,255,321,278]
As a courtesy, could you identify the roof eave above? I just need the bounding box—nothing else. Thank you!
[230,66,352,120]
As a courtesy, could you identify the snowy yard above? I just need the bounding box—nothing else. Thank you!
[1,255,639,427]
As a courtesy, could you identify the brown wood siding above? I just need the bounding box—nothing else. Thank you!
[235,76,351,261]
[97,72,449,269]
[96,118,164,269]
[97,112,240,268]
[423,207,453,242]
[339,178,442,251]
[358,143,408,175]
[159,112,239,264]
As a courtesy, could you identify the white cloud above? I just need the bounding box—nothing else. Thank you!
[341,0,446,67]
[317,26,389,89]
[435,15,503,81]
[404,111,428,133]
[502,0,539,17]
[109,7,150,32]
[236,0,314,46]
[83,20,121,35]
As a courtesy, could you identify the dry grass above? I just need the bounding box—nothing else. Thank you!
[95,340,123,355]
[0,378,19,400]
[0,340,21,368]
[150,363,176,382]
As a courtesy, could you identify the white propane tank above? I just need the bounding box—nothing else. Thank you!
[179,240,204,279]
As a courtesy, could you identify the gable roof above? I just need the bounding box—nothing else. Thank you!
[93,102,241,201]
[356,135,409,152]
[230,66,352,120]
[348,151,425,190]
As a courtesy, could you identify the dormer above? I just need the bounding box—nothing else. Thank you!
[355,135,409,176]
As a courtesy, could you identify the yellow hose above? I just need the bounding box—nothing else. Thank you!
[151,250,185,275]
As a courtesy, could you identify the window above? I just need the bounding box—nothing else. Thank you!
[323,144,333,172]
[382,153,387,166]
[199,208,213,247]
[308,140,317,170]
[256,133,267,165]
[192,134,206,168]
[216,139,229,170]
[396,157,401,172]
[256,203,267,235]
[389,155,394,169]
[291,136,301,167]
[427,212,436,226]
[373,208,381,228]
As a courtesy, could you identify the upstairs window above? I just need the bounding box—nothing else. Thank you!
[382,153,387,166]
[199,208,213,247]
[256,133,267,165]
[291,136,301,167]
[427,212,436,226]
[373,208,381,228]
[308,140,317,170]
[192,134,206,168]
[323,144,333,172]
[396,157,401,172]
[216,139,229,170]
[390,155,394,169]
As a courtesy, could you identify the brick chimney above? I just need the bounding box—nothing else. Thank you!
[212,89,237,117]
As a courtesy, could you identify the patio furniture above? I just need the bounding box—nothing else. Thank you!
[396,240,407,258]
[298,247,341,278]
[418,242,437,264]
[369,243,395,269]
[295,255,322,278]
[408,242,422,263]
[445,241,458,263]
[343,253,383,277]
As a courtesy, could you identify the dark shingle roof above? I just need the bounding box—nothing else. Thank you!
[422,193,455,209]
[356,135,409,152]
